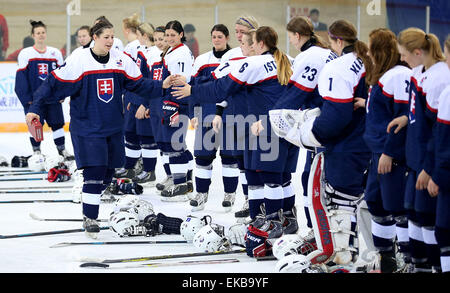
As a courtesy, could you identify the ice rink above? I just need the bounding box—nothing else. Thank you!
[0,130,309,273]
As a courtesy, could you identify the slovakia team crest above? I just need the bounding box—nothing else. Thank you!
[97,78,114,103]
[37,63,48,80]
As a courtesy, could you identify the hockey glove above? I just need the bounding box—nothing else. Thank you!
[11,155,31,167]
[110,181,143,195]
[143,213,183,236]
[245,225,273,258]
[162,100,180,126]
[47,167,71,182]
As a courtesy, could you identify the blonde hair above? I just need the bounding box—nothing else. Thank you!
[255,26,292,86]
[123,13,141,33]
[242,29,256,46]
[398,27,445,62]
[138,22,154,42]
[445,35,450,52]
[235,15,259,30]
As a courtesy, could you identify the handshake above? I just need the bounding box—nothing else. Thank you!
[162,74,192,99]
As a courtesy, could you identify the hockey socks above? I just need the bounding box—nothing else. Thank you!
[221,156,239,194]
[82,166,107,220]
[124,132,141,169]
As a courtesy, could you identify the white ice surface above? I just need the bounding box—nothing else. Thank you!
[0,131,308,273]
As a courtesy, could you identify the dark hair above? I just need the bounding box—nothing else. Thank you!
[211,24,229,37]
[77,25,90,35]
[30,20,46,34]
[23,36,35,48]
[165,20,186,43]
[90,19,113,38]
[328,20,373,77]
[95,15,109,23]
[310,9,320,15]
[155,26,165,33]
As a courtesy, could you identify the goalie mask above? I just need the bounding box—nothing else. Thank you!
[193,224,231,252]
[180,215,211,242]
[109,210,140,237]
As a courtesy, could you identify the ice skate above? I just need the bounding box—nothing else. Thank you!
[282,207,299,234]
[83,216,100,239]
[235,198,250,224]
[133,170,156,186]
[58,148,75,161]
[160,183,189,202]
[222,192,235,212]
[190,192,208,211]
[156,176,173,191]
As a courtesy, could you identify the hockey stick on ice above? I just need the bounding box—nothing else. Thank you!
[0,177,47,182]
[0,171,47,177]
[80,258,240,269]
[0,190,68,194]
[78,248,246,264]
[0,199,74,204]
[0,226,109,239]
[0,185,73,190]
[51,239,188,248]
[29,213,108,223]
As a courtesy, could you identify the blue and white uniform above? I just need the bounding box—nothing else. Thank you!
[363,64,412,257]
[160,43,194,186]
[15,45,66,152]
[313,48,370,197]
[29,47,163,220]
[405,61,450,271]
[434,84,450,272]
[273,41,337,229]
[189,52,298,218]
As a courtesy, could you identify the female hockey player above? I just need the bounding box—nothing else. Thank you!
[271,16,337,235]
[427,36,450,273]
[157,20,195,201]
[171,26,296,257]
[24,19,174,239]
[358,28,412,272]
[75,25,92,49]
[115,13,145,180]
[220,15,259,222]
[270,20,372,266]
[90,16,124,51]
[15,20,74,161]
[188,24,242,212]
[388,28,450,273]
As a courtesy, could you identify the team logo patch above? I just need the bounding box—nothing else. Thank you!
[37,63,48,80]
[97,78,114,103]
[409,91,416,124]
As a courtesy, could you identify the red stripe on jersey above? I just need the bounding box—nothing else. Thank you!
[193,63,220,77]
[378,81,394,98]
[394,99,409,104]
[290,80,315,92]
[228,73,246,85]
[255,75,277,84]
[437,117,450,125]
[52,69,142,83]
[411,76,423,93]
[230,57,246,61]
[426,101,438,113]
[322,96,354,103]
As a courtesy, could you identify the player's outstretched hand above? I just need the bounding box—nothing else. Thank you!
[387,115,408,134]
[353,97,365,111]
[172,83,192,99]
[190,117,199,130]
[251,120,264,136]
[171,75,186,87]
[135,105,147,119]
[25,112,40,126]
[377,154,392,174]
[212,115,222,133]
[416,169,431,190]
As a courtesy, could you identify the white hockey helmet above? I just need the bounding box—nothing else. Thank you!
[44,155,64,172]
[109,210,140,237]
[275,254,311,273]
[113,194,140,211]
[180,215,211,243]
[272,234,306,260]
[193,224,230,252]
[134,199,154,222]
[27,154,46,171]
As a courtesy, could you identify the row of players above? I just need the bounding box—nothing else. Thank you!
[17,12,450,273]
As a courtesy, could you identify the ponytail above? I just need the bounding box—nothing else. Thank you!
[354,40,373,82]
[286,16,329,50]
[273,49,293,86]
[398,28,445,62]
[255,26,292,86]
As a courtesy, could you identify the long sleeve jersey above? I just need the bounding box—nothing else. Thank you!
[313,51,369,153]
[29,48,163,137]
[363,65,411,160]
[15,46,64,106]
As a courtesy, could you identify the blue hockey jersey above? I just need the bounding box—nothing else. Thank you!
[29,48,163,137]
